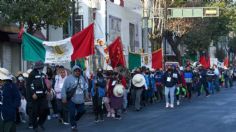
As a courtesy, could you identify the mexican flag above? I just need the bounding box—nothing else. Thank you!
[22,23,94,63]
[128,52,141,71]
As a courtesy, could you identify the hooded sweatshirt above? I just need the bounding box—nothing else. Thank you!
[61,65,88,104]
[54,71,68,99]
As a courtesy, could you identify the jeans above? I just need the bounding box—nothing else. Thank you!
[229,77,233,87]
[208,82,214,94]
[214,76,220,91]
[68,101,85,127]
[225,77,229,88]
[123,89,128,110]
[165,86,176,105]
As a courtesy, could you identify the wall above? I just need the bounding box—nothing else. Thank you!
[0,41,21,75]
[106,0,142,53]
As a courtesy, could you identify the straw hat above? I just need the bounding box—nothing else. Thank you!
[132,74,145,87]
[0,68,12,80]
[16,71,23,77]
[113,84,124,97]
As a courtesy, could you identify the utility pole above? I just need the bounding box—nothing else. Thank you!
[142,0,150,53]
[163,0,167,70]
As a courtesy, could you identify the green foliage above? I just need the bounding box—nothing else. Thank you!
[0,0,71,33]
[206,2,235,41]
[181,20,212,53]
[181,1,236,53]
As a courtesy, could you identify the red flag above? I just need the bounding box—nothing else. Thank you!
[199,55,210,69]
[152,48,162,69]
[224,57,229,67]
[108,37,126,68]
[120,0,124,7]
[71,23,95,61]
[18,26,24,39]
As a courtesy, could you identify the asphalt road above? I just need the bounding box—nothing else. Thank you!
[17,85,236,132]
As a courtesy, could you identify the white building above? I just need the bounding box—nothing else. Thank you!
[74,0,143,69]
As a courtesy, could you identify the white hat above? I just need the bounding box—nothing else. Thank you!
[132,74,146,87]
[104,65,113,71]
[198,64,203,67]
[150,68,155,72]
[0,68,12,80]
[23,69,33,78]
[224,66,228,70]
[113,84,124,97]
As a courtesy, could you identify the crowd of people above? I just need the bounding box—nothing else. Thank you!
[0,61,235,132]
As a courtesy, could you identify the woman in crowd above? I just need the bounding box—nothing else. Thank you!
[54,66,69,125]
[108,71,124,119]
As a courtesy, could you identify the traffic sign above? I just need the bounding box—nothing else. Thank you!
[167,7,219,18]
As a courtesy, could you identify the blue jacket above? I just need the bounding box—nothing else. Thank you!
[0,81,21,121]
[150,74,157,91]
[144,74,151,89]
[184,71,193,83]
[154,71,163,83]
[91,76,106,98]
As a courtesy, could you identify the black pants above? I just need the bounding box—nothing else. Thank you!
[56,99,69,122]
[15,108,21,124]
[26,102,33,127]
[51,98,57,114]
[92,96,103,120]
[32,100,49,129]
[199,81,209,96]
[156,85,164,100]
[186,83,192,99]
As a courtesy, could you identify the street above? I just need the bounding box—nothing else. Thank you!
[17,86,236,132]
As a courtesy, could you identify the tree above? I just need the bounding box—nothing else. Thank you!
[215,47,226,62]
[229,36,236,54]
[149,0,236,63]
[0,0,71,34]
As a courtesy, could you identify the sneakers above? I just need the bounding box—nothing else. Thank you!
[111,113,115,118]
[47,115,51,120]
[63,122,70,125]
[115,115,122,120]
[71,126,78,132]
[177,101,180,106]
[170,104,174,108]
[107,112,111,117]
[28,125,33,129]
[165,103,169,108]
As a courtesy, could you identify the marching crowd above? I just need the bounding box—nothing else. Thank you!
[0,61,235,132]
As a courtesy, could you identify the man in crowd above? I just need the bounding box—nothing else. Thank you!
[61,65,88,132]
[0,68,21,132]
[26,61,49,132]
